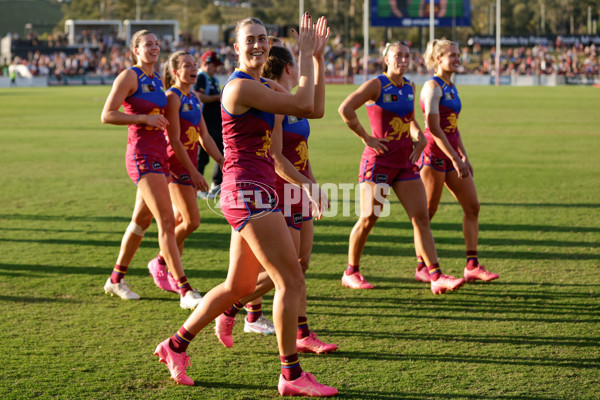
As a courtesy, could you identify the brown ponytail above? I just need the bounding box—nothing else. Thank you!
[262,45,294,81]
[130,29,153,65]
[163,50,190,90]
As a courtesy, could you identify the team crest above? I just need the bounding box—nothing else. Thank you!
[383,94,399,103]
[294,141,309,170]
[445,92,455,100]
[142,84,155,93]
[288,116,299,123]
[256,130,272,158]
[182,103,193,112]
[388,117,410,140]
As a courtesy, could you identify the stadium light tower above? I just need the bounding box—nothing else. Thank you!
[136,0,141,21]
[363,0,368,83]
[495,0,501,87]
[429,0,434,41]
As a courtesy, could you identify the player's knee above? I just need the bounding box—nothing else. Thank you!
[132,214,153,231]
[182,216,200,233]
[276,278,303,299]
[126,221,147,237]
[299,257,310,274]
[225,279,256,299]
[157,215,177,235]
[427,205,438,219]
[358,215,378,230]
[464,201,480,218]
[411,210,431,229]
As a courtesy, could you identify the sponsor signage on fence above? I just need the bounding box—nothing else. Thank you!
[468,35,600,47]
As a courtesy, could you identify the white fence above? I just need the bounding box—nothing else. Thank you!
[1,74,598,89]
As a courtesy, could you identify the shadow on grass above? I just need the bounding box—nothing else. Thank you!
[190,380,268,392]
[308,294,600,315]
[0,263,227,280]
[177,377,564,400]
[314,310,599,324]
[310,240,600,260]
[2,212,598,234]
[316,218,600,234]
[0,213,226,225]
[3,233,594,262]
[0,295,80,303]
[0,231,232,251]
[339,389,567,400]
[342,350,599,369]
[306,288,599,323]
[331,330,600,349]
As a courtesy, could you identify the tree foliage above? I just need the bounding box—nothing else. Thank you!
[58,0,600,42]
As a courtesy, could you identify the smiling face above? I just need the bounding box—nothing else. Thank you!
[234,22,269,71]
[175,54,198,86]
[385,43,411,76]
[437,44,461,74]
[133,33,160,65]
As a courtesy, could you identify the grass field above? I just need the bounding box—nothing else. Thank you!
[1,84,599,400]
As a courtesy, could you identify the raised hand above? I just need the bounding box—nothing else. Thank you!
[294,12,317,57]
[314,16,331,59]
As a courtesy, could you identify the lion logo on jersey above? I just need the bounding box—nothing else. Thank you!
[183,126,199,150]
[147,108,164,130]
[444,114,458,133]
[294,141,309,171]
[256,129,272,158]
[387,117,410,140]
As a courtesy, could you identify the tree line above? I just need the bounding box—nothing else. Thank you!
[59,0,598,45]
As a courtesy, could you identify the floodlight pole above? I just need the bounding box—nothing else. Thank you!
[299,0,304,24]
[541,2,545,34]
[429,0,434,41]
[495,0,501,86]
[363,0,368,83]
[136,0,141,21]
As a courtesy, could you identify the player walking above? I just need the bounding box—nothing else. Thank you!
[418,39,499,284]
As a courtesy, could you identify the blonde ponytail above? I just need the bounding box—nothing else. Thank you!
[424,39,454,71]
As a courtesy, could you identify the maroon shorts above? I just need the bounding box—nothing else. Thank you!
[168,165,194,186]
[282,203,313,230]
[358,158,420,185]
[278,184,313,230]
[219,182,280,231]
[125,154,169,184]
[417,149,456,173]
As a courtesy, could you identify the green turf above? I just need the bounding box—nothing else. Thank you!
[0,84,599,399]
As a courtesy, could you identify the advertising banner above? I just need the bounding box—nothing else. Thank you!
[371,0,471,27]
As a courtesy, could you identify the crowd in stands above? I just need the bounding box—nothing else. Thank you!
[3,29,599,80]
